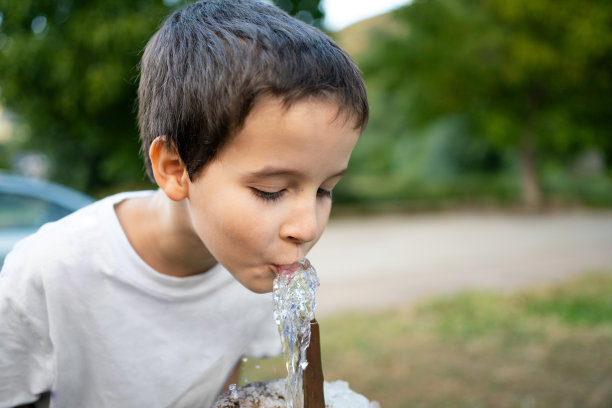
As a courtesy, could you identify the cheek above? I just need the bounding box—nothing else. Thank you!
[200,192,277,249]
[231,209,274,246]
[315,205,331,240]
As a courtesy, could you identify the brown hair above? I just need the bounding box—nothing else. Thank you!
[138,0,368,182]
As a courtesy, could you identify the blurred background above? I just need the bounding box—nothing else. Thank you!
[1,0,612,406]
[1,0,611,208]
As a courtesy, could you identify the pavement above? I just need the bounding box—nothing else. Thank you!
[307,210,612,316]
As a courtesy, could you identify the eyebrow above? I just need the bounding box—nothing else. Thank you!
[248,166,348,179]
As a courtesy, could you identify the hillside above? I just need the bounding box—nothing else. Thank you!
[331,11,403,58]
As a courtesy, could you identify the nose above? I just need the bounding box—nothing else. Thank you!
[280,197,319,244]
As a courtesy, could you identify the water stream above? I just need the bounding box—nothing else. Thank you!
[272,259,319,408]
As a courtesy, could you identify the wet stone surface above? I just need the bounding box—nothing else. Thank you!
[214,380,286,408]
[214,380,380,408]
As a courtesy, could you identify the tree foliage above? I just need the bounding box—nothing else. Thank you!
[361,0,612,206]
[0,0,323,193]
[274,0,324,28]
[0,0,176,192]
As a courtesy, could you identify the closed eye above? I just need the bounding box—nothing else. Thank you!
[252,188,285,202]
[317,188,332,199]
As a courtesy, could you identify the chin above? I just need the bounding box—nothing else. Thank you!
[240,281,273,294]
[227,265,276,293]
[248,285,274,294]
[234,274,275,294]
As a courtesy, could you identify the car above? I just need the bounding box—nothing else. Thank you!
[0,173,94,267]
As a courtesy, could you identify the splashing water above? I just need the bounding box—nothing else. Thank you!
[229,384,239,400]
[272,259,319,408]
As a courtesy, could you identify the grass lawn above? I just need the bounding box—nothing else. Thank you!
[241,271,612,407]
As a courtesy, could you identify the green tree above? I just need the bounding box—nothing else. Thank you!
[361,0,612,208]
[274,0,324,28]
[0,0,323,194]
[0,0,179,192]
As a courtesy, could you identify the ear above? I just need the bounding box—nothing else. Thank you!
[149,136,190,201]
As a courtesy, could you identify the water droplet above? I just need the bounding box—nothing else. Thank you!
[242,357,248,363]
[229,383,239,400]
[255,364,261,370]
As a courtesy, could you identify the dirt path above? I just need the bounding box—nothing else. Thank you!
[308,211,612,316]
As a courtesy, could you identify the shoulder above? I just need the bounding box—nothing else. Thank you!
[2,191,154,282]
[8,196,102,264]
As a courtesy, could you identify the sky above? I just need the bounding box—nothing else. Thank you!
[322,0,410,31]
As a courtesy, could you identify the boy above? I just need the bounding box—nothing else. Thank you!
[0,0,368,406]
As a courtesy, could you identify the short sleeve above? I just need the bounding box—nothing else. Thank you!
[0,248,54,406]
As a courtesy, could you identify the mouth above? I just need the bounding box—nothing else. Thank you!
[272,262,300,276]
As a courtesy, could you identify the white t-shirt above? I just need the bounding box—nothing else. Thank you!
[0,191,281,408]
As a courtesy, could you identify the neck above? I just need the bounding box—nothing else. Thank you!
[115,190,217,277]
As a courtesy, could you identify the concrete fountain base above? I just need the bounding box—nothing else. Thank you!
[214,379,380,408]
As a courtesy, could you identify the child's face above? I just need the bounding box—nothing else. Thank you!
[185,96,360,293]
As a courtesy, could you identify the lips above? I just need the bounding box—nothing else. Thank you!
[273,262,300,276]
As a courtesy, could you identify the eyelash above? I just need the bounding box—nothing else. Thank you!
[252,188,332,202]
[253,189,284,202]
[317,188,333,199]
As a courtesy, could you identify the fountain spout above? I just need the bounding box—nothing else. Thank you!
[303,319,325,408]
